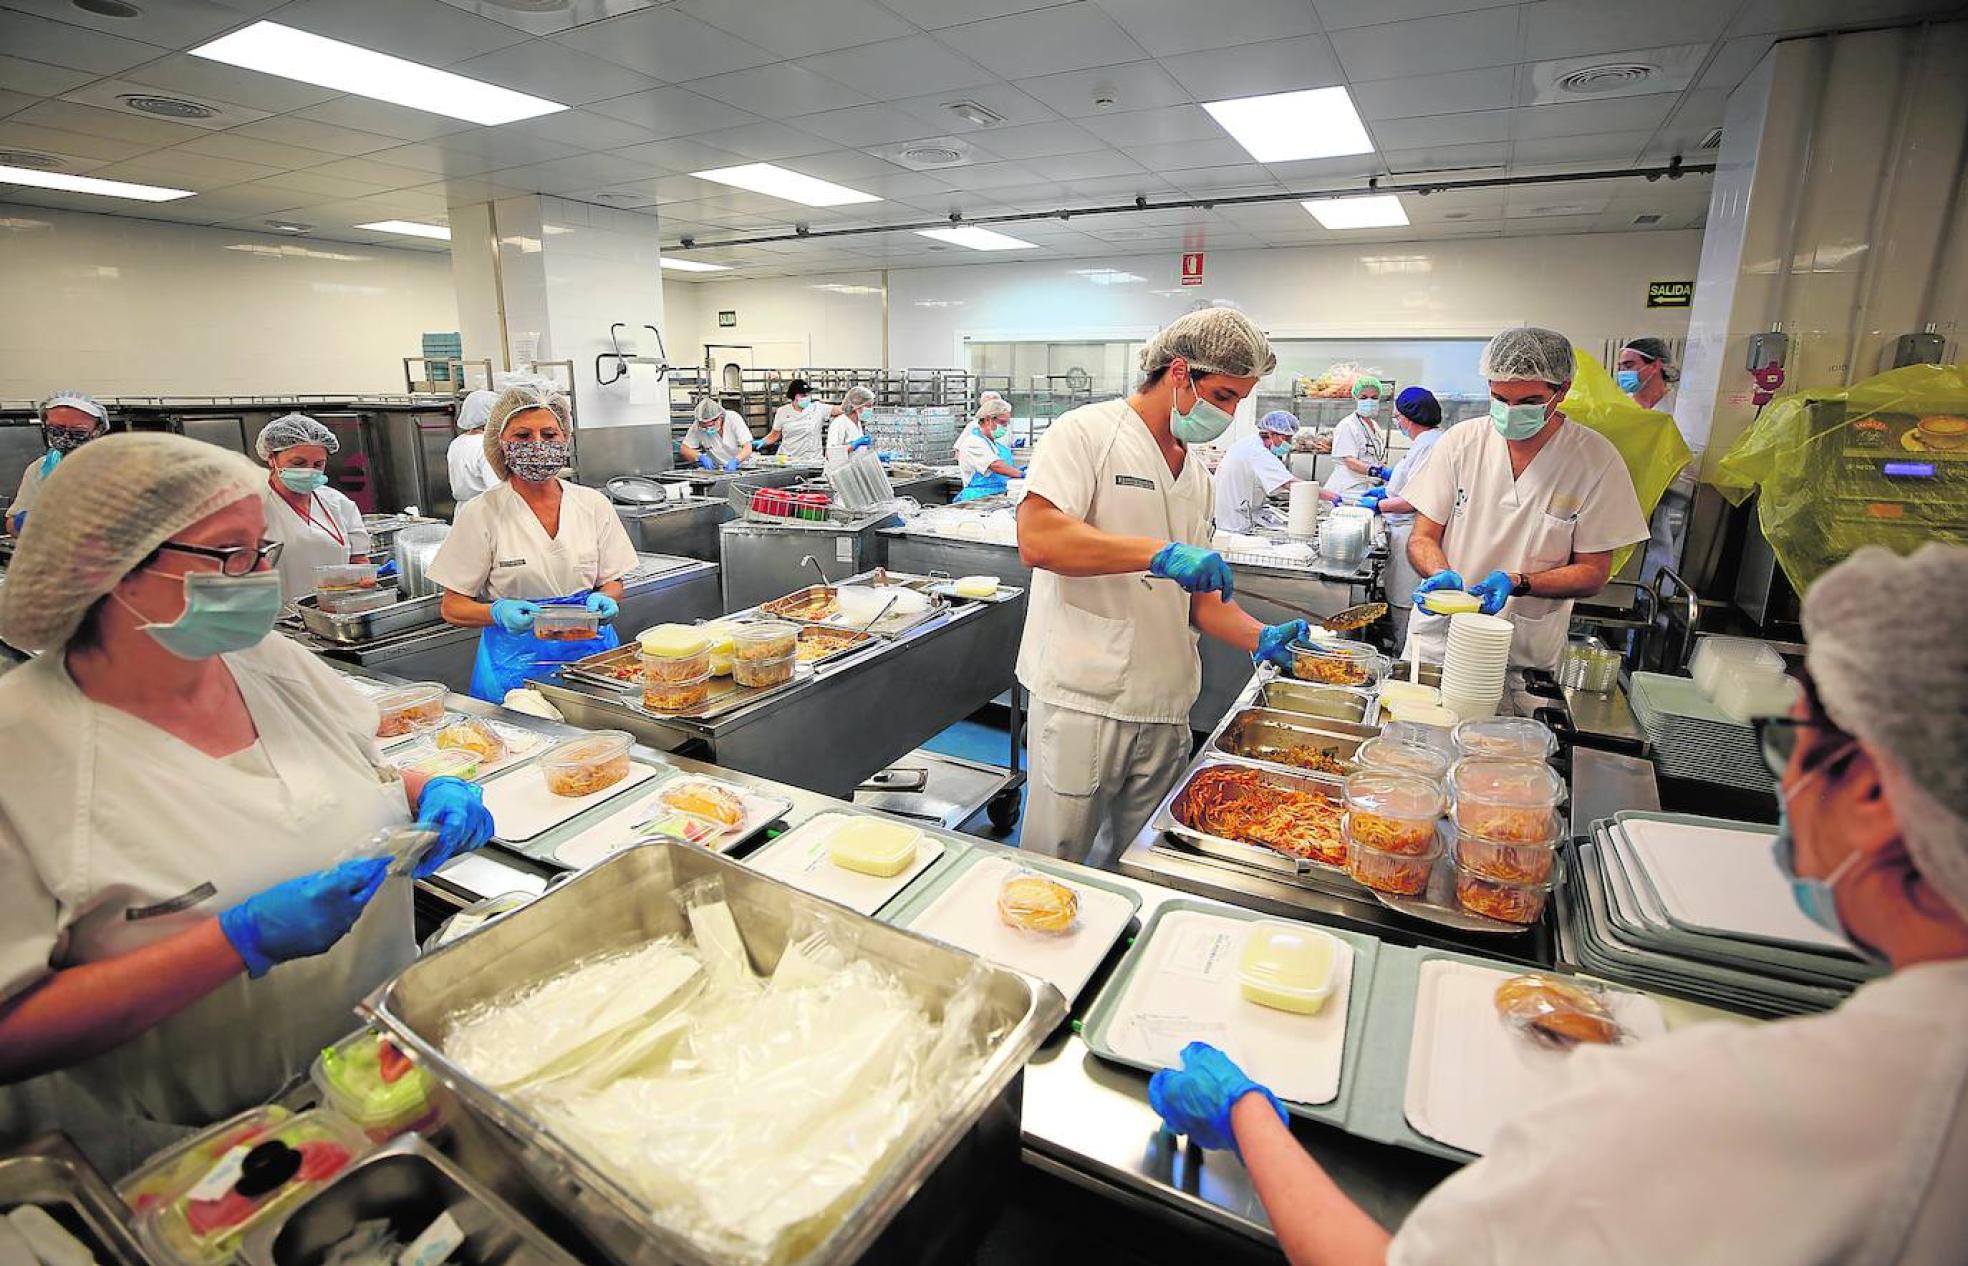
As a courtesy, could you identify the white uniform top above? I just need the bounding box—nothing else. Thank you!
[1322,412,1387,501]
[1391,959,1968,1266]
[426,479,638,602]
[7,455,51,525]
[954,424,1007,481]
[1016,398,1213,724]
[1382,425,1446,527]
[0,636,413,1175]
[1212,434,1295,534]
[1402,416,1648,670]
[260,483,371,603]
[447,431,498,506]
[684,413,753,466]
[773,402,825,464]
[1649,385,1679,415]
[827,414,866,456]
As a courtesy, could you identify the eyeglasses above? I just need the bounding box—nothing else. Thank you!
[1752,713,1856,781]
[152,539,286,577]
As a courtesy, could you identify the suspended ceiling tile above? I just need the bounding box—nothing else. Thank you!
[1350,66,1517,119]
[225,114,403,156]
[1312,0,1516,29]
[83,157,240,191]
[0,9,168,75]
[933,160,1045,190]
[552,7,774,82]
[0,0,275,48]
[1168,163,1285,194]
[0,117,150,162]
[0,52,99,98]
[1122,136,1255,173]
[609,135,751,173]
[785,148,911,181]
[302,155,436,190]
[118,52,341,114]
[269,0,530,67]
[938,3,1150,79]
[1502,212,1601,234]
[1329,9,1524,80]
[1510,129,1656,165]
[889,83,1061,134]
[1160,35,1345,100]
[795,36,998,103]
[429,0,664,37]
[100,145,281,183]
[1511,93,1678,140]
[171,185,321,218]
[688,120,838,162]
[876,0,1069,30]
[295,96,479,142]
[586,87,761,140]
[1263,153,1387,184]
[446,40,658,108]
[1012,60,1193,119]
[14,98,208,147]
[687,64,870,119]
[1079,103,1223,146]
[360,139,500,178]
[1091,0,1320,57]
[502,108,662,152]
[1521,0,1731,61]
[495,151,663,193]
[675,0,917,58]
[0,87,33,119]
[1695,35,1777,91]
[1369,110,1512,149]
[797,102,948,147]
[419,176,529,204]
[958,119,1104,160]
[61,77,273,130]
[1381,141,1512,171]
[1064,171,1176,200]
[1021,146,1146,180]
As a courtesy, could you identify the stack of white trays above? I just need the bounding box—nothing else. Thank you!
[1628,672,1771,791]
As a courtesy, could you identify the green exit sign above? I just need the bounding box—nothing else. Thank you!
[717,310,737,327]
[1647,280,1693,308]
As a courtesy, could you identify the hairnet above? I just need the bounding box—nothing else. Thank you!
[1258,409,1298,436]
[456,389,497,433]
[1350,375,1384,400]
[1139,307,1277,380]
[1622,337,1681,383]
[1395,386,1442,428]
[1804,543,1968,922]
[255,413,338,463]
[0,433,263,652]
[843,386,875,410]
[977,399,1012,423]
[1480,326,1575,385]
[483,383,572,482]
[40,391,106,426]
[694,396,725,424]
[979,390,1005,405]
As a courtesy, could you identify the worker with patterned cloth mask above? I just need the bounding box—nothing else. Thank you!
[1145,542,1968,1265]
[1015,308,1311,868]
[8,391,108,534]
[1404,327,1649,670]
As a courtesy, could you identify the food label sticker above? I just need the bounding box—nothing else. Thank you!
[1130,1013,1231,1066]
[187,1145,251,1203]
[1162,925,1236,981]
[397,1211,465,1266]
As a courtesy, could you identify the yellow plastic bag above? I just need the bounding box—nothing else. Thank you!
[1560,351,1694,573]
[1714,361,1968,594]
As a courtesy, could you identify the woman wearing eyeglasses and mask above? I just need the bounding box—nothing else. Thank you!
[255,412,372,604]
[7,391,109,534]
[0,434,493,1176]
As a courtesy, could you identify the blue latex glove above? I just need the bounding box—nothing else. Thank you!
[1148,1042,1288,1155]
[489,598,539,632]
[877,450,898,463]
[848,436,874,453]
[584,591,619,620]
[1360,486,1390,515]
[1470,569,1514,616]
[723,458,742,472]
[1412,570,1465,609]
[219,857,392,978]
[375,558,399,578]
[1148,542,1234,601]
[696,452,718,471]
[1254,619,1308,669]
[411,777,495,878]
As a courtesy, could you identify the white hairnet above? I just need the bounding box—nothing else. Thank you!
[1138,307,1277,380]
[0,433,263,651]
[694,396,725,424]
[255,412,338,463]
[1258,409,1298,436]
[40,391,106,425]
[1480,326,1575,385]
[843,386,876,411]
[456,389,497,433]
[976,399,1012,423]
[979,390,1005,405]
[483,383,572,482]
[1805,543,1968,921]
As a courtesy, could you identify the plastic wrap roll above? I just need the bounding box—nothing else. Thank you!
[1287,480,1321,539]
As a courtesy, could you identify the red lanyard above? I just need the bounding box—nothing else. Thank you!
[290,492,346,548]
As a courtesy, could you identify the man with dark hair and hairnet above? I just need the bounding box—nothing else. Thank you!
[1616,336,1680,414]
[1146,542,1968,1265]
[1015,308,1310,867]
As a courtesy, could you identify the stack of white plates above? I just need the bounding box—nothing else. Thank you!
[1440,613,1513,720]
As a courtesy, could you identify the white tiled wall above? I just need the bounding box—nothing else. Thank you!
[0,203,457,399]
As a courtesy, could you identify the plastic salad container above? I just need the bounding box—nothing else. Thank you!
[313,563,378,594]
[1288,638,1387,688]
[1453,859,1555,925]
[137,1108,366,1266]
[435,718,509,764]
[1343,817,1440,895]
[119,1106,295,1217]
[400,748,481,781]
[539,731,633,798]
[1341,769,1445,855]
[1454,816,1563,885]
[1238,922,1340,1014]
[310,1028,438,1143]
[533,606,602,642]
[1355,735,1453,783]
[1449,758,1567,842]
[1691,634,1786,699]
[316,587,396,616]
[1452,716,1557,761]
[373,683,447,739]
[828,818,920,877]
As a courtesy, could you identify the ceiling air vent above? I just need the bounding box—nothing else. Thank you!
[478,0,572,9]
[944,100,1005,128]
[0,150,64,169]
[592,192,640,204]
[264,220,312,232]
[117,94,218,120]
[1698,127,1724,150]
[72,0,143,16]
[901,144,965,166]
[1556,63,1657,95]
[1441,211,1471,220]
[1632,213,1664,225]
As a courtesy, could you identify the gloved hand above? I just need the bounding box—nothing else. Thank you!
[1360,486,1390,515]
[1470,569,1515,615]
[848,436,874,453]
[696,452,718,471]
[489,598,539,632]
[1148,542,1234,601]
[411,777,495,878]
[1147,1042,1287,1155]
[1254,619,1309,669]
[584,591,619,620]
[1411,570,1465,609]
[723,458,742,472]
[219,857,392,978]
[375,558,399,578]
[877,450,898,463]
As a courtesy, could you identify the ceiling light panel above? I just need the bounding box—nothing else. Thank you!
[689,163,880,207]
[915,226,1037,251]
[660,257,730,271]
[1203,86,1373,163]
[189,22,568,127]
[1302,195,1409,229]
[0,163,194,201]
[357,219,452,239]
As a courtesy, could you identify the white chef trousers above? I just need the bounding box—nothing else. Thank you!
[1022,696,1191,869]
[1384,518,1421,648]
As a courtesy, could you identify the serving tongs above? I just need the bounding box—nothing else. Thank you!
[1241,587,1390,634]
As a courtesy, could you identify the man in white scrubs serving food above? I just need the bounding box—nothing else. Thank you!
[0,433,492,1176]
[1403,328,1649,671]
[429,383,638,702]
[255,413,373,604]
[1015,308,1310,867]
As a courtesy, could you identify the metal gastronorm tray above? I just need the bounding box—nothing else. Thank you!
[295,586,444,644]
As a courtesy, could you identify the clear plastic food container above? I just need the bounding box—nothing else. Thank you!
[313,562,379,594]
[1454,819,1562,885]
[1343,819,1441,895]
[1385,701,1462,730]
[316,587,396,616]
[373,682,447,739]
[401,748,481,781]
[1355,735,1453,783]
[1342,769,1444,855]
[734,620,798,661]
[309,1028,438,1143]
[435,718,508,764]
[639,623,710,670]
[1453,859,1554,925]
[641,673,711,713]
[539,730,633,798]
[1238,921,1339,1015]
[697,621,742,676]
[658,780,746,827]
[1376,680,1442,712]
[1288,638,1387,688]
[118,1106,295,1217]
[1711,666,1800,723]
[733,650,796,689]
[1691,634,1786,699]
[533,606,603,642]
[1450,758,1567,842]
[1453,716,1557,761]
[827,818,921,877]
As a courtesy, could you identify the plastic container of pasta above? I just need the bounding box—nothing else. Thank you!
[1452,716,1557,761]
[313,562,378,594]
[533,606,602,642]
[373,682,446,739]
[639,625,712,679]
[641,672,711,713]
[1355,735,1453,783]
[1449,758,1567,842]
[1453,859,1555,925]
[539,731,633,798]
[1288,638,1387,688]
[1341,769,1444,855]
[1453,813,1563,885]
[1343,818,1441,895]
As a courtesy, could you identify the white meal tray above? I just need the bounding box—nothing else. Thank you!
[741,812,954,916]
[385,718,551,780]
[1404,958,1666,1156]
[551,774,790,868]
[481,759,661,844]
[1615,816,1855,954]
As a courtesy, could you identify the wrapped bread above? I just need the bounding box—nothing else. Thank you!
[660,780,744,827]
[1494,974,1624,1046]
[997,870,1079,935]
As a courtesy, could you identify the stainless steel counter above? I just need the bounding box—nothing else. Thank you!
[610,496,732,562]
[879,528,1033,590]
[718,510,902,611]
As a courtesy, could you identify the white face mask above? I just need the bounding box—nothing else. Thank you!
[1355,398,1379,418]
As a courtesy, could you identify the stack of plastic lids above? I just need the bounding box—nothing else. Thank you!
[1557,811,1883,1018]
[1628,672,1771,791]
[1690,634,1799,722]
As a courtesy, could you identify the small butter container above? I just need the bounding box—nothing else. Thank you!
[1238,921,1340,1015]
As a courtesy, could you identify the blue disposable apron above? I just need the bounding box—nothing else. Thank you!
[468,590,618,702]
[955,436,1017,502]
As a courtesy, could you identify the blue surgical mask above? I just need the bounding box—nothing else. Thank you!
[118,570,285,660]
[1170,374,1235,443]
[1490,398,1550,441]
[1270,441,1291,459]
[1615,369,1643,394]
[1355,398,1379,418]
[278,468,328,494]
[1770,813,1866,937]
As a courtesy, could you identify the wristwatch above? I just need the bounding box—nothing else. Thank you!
[1511,572,1533,598]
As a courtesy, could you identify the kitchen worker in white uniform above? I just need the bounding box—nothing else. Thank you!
[1620,337,1693,586]
[763,378,828,463]
[953,398,1021,502]
[1213,409,1333,534]
[827,386,876,457]
[447,389,499,508]
[7,391,108,534]
[429,384,637,701]
[1320,376,1389,503]
[1016,309,1310,867]
[1404,328,1648,671]
[680,396,753,472]
[0,433,493,1176]
[1146,542,1968,1266]
[1359,388,1446,646]
[255,413,372,604]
